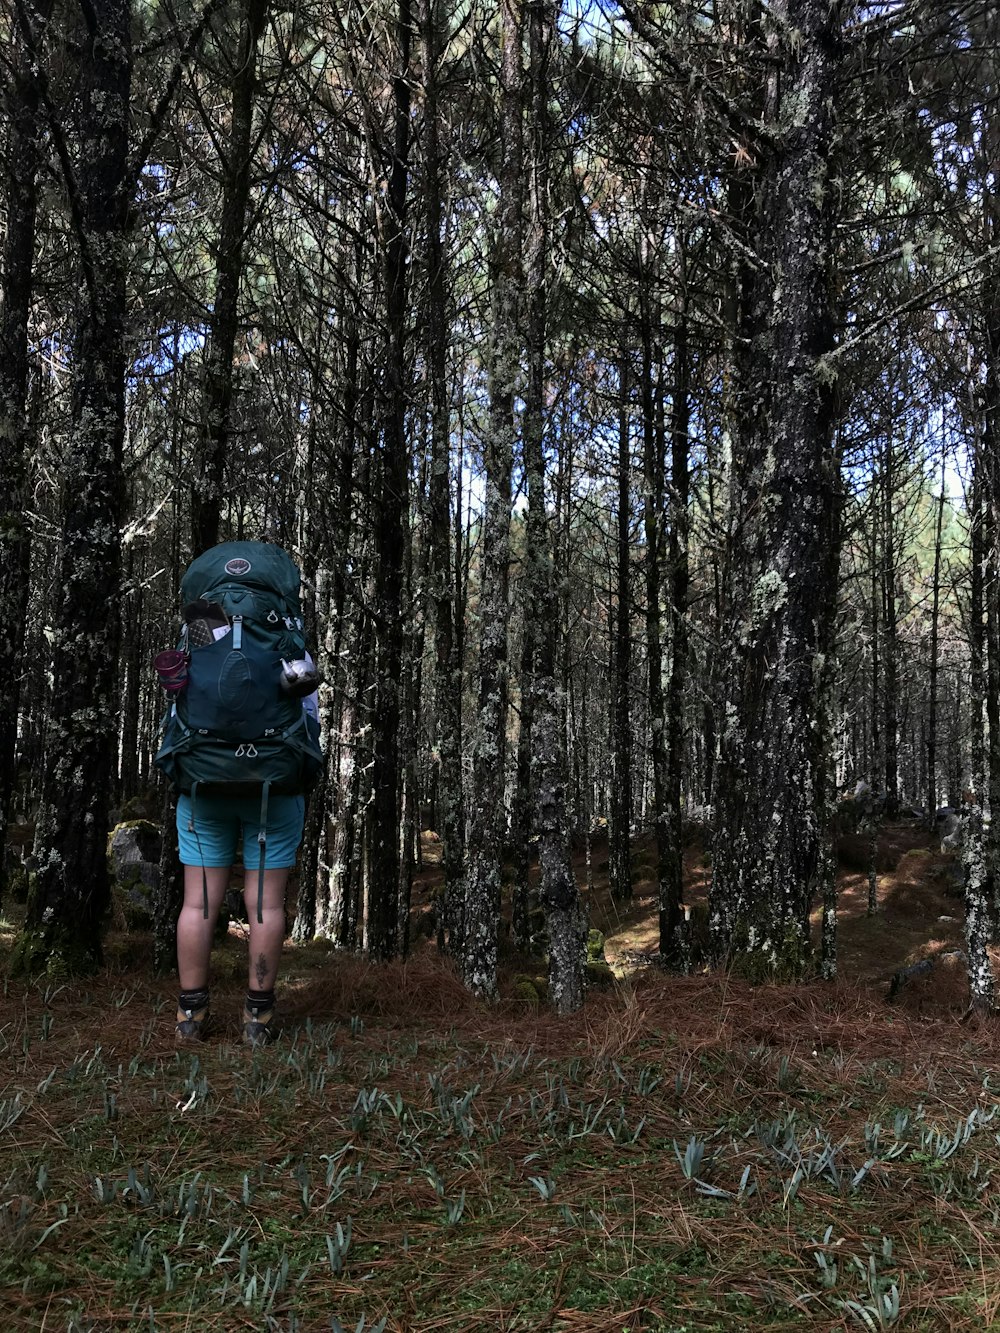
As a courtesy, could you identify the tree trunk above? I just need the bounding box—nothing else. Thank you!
[154,788,183,973]
[293,561,328,944]
[869,487,881,803]
[463,0,521,1000]
[421,0,465,955]
[0,0,50,898]
[320,696,360,947]
[118,549,143,803]
[523,0,583,1012]
[191,0,268,555]
[817,431,846,976]
[880,437,900,817]
[642,300,668,943]
[366,0,412,962]
[317,580,376,950]
[397,526,421,955]
[982,127,1000,928]
[510,619,535,953]
[15,0,133,974]
[609,333,632,904]
[710,0,844,980]
[963,455,996,1009]
[296,246,364,942]
[661,295,690,960]
[926,450,947,821]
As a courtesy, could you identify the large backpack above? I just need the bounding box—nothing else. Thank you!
[154,541,323,916]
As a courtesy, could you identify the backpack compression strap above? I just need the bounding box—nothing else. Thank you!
[256,781,270,925]
[188,779,269,922]
[189,780,210,920]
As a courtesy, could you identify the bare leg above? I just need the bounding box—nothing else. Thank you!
[244,868,290,994]
[176,866,231,991]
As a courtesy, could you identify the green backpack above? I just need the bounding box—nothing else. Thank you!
[154,541,323,917]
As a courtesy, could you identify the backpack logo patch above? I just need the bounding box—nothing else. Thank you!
[225,558,252,576]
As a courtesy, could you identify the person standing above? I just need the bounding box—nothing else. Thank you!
[154,542,322,1045]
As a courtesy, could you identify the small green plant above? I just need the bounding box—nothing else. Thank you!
[0,1094,25,1134]
[635,1064,662,1096]
[350,1087,381,1133]
[325,1218,352,1275]
[321,1147,355,1204]
[781,1164,804,1207]
[674,1135,706,1180]
[811,1225,840,1290]
[442,1189,466,1225]
[528,1175,556,1201]
[838,1237,900,1329]
[329,1317,387,1333]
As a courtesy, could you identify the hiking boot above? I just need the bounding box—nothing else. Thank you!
[242,1000,280,1047]
[175,1000,210,1043]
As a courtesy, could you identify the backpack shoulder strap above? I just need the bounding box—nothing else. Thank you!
[255,781,271,925]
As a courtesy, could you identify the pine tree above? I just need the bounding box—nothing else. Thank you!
[15,0,133,974]
[711,0,848,979]
[0,0,52,902]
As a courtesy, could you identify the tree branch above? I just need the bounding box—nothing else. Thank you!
[129,0,225,188]
[11,0,98,309]
[821,243,1000,372]
[611,0,778,152]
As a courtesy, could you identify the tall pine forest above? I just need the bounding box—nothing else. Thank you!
[2,0,999,1012]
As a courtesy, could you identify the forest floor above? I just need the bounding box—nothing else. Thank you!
[2,816,998,1332]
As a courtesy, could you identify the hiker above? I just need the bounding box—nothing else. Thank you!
[154,541,323,1046]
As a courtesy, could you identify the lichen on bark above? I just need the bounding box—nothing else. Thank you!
[710,0,844,980]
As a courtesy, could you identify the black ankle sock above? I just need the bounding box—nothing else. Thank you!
[179,988,209,1011]
[246,988,275,1010]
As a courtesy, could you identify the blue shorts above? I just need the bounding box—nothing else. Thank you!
[176,792,306,869]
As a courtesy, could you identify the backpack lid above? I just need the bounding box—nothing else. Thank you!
[181,541,302,608]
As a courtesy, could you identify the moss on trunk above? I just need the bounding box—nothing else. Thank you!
[727,919,814,985]
[10,920,101,978]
